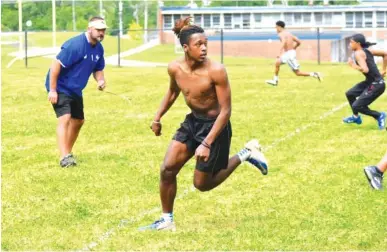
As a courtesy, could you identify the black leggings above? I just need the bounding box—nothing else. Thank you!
[346,80,385,119]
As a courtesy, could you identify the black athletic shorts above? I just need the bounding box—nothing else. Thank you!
[52,92,84,119]
[173,113,232,174]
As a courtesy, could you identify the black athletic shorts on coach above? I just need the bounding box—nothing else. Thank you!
[52,93,84,119]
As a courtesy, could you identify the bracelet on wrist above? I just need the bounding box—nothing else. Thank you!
[201,140,211,149]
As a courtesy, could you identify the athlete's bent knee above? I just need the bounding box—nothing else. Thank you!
[351,103,364,113]
[160,164,178,183]
[193,179,211,192]
[345,90,354,99]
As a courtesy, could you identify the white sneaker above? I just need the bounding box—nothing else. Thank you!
[245,139,269,175]
[265,80,278,86]
[312,72,322,82]
[138,218,176,231]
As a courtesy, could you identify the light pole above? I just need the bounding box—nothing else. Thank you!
[72,0,76,31]
[25,20,32,68]
[119,0,123,36]
[144,0,148,43]
[18,0,23,53]
[99,0,103,17]
[52,0,57,49]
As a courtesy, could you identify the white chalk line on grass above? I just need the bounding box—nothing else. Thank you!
[80,186,196,251]
[263,102,348,152]
[80,102,348,251]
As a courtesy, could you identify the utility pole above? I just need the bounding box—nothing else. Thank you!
[72,0,76,31]
[18,0,22,52]
[119,0,123,36]
[99,0,103,17]
[144,0,148,43]
[52,0,56,48]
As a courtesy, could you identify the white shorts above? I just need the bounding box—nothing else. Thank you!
[280,50,300,71]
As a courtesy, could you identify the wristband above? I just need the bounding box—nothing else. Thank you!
[201,140,211,149]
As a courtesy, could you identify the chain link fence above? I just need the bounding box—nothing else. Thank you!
[2,27,387,69]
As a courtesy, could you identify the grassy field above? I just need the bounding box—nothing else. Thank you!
[2,38,387,250]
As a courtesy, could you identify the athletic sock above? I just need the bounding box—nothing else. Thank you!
[162,213,173,222]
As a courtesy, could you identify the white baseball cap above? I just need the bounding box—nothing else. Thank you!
[88,19,108,29]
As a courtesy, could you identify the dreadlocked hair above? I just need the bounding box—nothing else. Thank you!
[172,17,204,46]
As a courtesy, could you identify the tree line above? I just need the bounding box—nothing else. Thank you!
[1,0,358,33]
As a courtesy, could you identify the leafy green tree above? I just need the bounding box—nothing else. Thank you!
[0,0,360,32]
[1,4,18,31]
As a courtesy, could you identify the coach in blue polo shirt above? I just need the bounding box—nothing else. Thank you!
[46,16,107,167]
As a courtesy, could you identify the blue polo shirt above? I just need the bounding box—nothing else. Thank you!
[45,33,105,97]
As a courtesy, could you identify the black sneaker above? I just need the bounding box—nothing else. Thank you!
[364,166,383,190]
[60,154,77,168]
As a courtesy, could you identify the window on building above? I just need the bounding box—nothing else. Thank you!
[294,13,302,24]
[163,15,172,29]
[203,14,211,28]
[194,14,202,26]
[262,13,280,27]
[332,12,342,26]
[212,14,220,27]
[233,13,242,29]
[355,12,363,28]
[224,14,232,29]
[254,13,262,23]
[284,13,293,26]
[303,13,311,25]
[346,12,354,28]
[243,13,250,29]
[315,12,323,25]
[364,12,373,28]
[173,14,181,25]
[323,12,332,25]
[376,11,385,27]
[254,13,262,28]
[272,13,281,23]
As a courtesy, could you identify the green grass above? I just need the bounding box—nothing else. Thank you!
[124,44,182,63]
[2,42,387,250]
